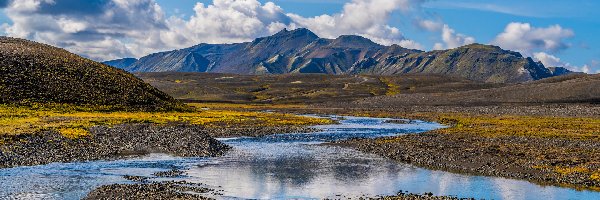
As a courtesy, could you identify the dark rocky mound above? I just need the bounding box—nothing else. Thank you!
[124,28,564,83]
[0,37,183,111]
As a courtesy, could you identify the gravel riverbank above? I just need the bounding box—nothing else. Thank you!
[324,104,600,190]
[84,181,214,200]
[0,123,315,168]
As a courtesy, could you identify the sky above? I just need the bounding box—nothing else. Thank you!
[0,0,598,73]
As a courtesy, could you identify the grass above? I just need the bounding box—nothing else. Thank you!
[347,111,600,140]
[0,103,333,142]
[433,114,600,140]
[379,77,401,96]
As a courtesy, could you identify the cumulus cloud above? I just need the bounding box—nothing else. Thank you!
[432,24,475,50]
[288,0,425,48]
[414,19,443,32]
[533,52,563,67]
[533,52,591,73]
[2,0,168,60]
[412,17,474,50]
[0,0,430,60]
[492,22,574,56]
[161,0,293,47]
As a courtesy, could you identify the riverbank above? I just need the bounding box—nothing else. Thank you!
[0,104,331,168]
[320,104,600,191]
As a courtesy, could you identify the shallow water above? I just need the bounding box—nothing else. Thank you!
[1,116,599,199]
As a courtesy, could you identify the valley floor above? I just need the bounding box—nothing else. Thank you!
[1,102,599,198]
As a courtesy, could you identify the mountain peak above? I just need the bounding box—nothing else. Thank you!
[331,35,381,48]
[458,43,523,57]
[272,28,319,39]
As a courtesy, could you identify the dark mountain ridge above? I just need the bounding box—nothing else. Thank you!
[107,28,573,83]
[103,58,138,70]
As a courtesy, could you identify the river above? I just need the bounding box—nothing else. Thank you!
[1,116,598,199]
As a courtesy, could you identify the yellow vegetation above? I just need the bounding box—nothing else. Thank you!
[554,166,590,175]
[433,114,600,140]
[345,111,600,140]
[0,104,333,140]
[591,172,600,181]
[59,128,90,139]
[187,103,307,110]
[379,77,401,96]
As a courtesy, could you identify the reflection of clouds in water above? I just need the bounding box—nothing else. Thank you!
[185,143,402,198]
[491,177,578,200]
[494,178,526,200]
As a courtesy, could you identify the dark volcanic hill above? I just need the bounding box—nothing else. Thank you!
[0,37,183,111]
[121,28,567,83]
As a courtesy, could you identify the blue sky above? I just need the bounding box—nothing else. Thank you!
[0,0,598,73]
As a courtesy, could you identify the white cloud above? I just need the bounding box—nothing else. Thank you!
[2,0,168,60]
[160,0,292,47]
[432,24,475,50]
[533,52,591,73]
[287,0,425,48]
[492,22,574,56]
[415,19,443,32]
[533,52,563,67]
[398,39,424,50]
[56,18,87,33]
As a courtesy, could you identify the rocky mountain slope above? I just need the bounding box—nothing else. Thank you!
[0,37,183,111]
[108,28,572,83]
[103,58,138,70]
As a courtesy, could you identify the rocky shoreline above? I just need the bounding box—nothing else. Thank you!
[321,104,600,191]
[336,133,600,190]
[0,123,315,169]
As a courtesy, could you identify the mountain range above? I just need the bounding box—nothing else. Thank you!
[105,28,574,83]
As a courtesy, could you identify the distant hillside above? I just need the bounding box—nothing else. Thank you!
[136,72,503,104]
[122,28,567,83]
[0,37,183,111]
[103,58,138,69]
[351,74,600,106]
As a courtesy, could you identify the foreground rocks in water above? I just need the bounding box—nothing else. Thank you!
[84,181,213,200]
[369,190,471,200]
[153,169,186,178]
[0,124,230,168]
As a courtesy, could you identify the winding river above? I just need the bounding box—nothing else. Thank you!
[1,116,599,199]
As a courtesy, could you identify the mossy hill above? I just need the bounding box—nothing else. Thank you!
[0,37,183,111]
